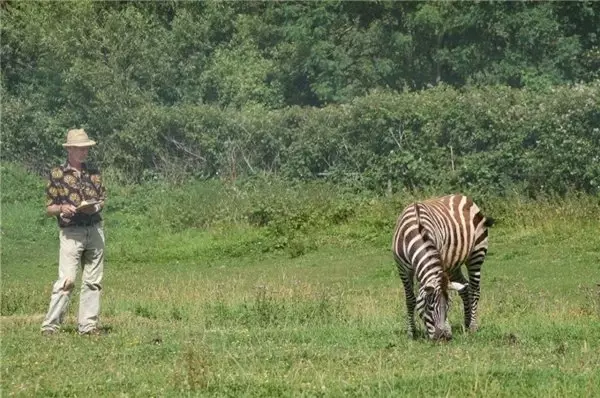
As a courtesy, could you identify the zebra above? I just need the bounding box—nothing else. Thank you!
[391,194,493,340]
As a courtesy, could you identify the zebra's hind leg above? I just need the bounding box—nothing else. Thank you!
[399,269,417,339]
[451,269,472,331]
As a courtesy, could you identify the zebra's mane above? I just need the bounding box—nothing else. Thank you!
[440,271,450,293]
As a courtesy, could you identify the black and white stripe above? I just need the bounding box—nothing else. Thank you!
[392,194,492,340]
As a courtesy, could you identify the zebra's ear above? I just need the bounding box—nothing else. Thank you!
[448,282,466,291]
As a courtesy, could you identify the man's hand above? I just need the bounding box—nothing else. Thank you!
[60,204,77,217]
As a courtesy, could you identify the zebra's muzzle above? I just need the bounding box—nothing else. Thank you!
[433,328,452,341]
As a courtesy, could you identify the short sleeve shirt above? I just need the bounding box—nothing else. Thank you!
[46,162,106,228]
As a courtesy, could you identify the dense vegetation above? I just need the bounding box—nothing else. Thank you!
[2,1,599,196]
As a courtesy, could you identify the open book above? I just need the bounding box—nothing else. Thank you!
[76,199,100,211]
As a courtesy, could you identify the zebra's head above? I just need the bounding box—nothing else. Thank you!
[417,281,466,341]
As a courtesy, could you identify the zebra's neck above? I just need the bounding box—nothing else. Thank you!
[416,260,445,289]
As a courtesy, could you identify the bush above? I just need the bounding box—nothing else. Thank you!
[4,83,599,196]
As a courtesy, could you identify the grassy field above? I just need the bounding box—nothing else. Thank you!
[1,169,599,396]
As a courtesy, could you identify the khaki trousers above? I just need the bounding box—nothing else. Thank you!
[41,224,105,333]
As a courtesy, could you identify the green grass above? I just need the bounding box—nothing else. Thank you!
[1,165,599,396]
[3,223,599,396]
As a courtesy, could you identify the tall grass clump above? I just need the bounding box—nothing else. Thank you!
[204,284,349,328]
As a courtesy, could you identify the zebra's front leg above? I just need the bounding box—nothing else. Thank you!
[466,264,482,332]
[400,271,417,339]
[451,270,472,331]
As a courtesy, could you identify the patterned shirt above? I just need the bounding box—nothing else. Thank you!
[46,161,106,228]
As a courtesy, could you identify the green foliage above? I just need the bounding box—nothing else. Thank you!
[2,1,598,104]
[26,83,600,196]
[2,2,600,196]
[4,79,600,195]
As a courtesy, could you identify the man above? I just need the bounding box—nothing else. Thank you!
[41,128,106,336]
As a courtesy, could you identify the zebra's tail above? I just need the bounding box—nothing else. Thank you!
[484,216,495,227]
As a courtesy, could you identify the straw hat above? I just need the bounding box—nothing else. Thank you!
[62,128,96,147]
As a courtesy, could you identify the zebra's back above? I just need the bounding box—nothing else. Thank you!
[392,194,489,273]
